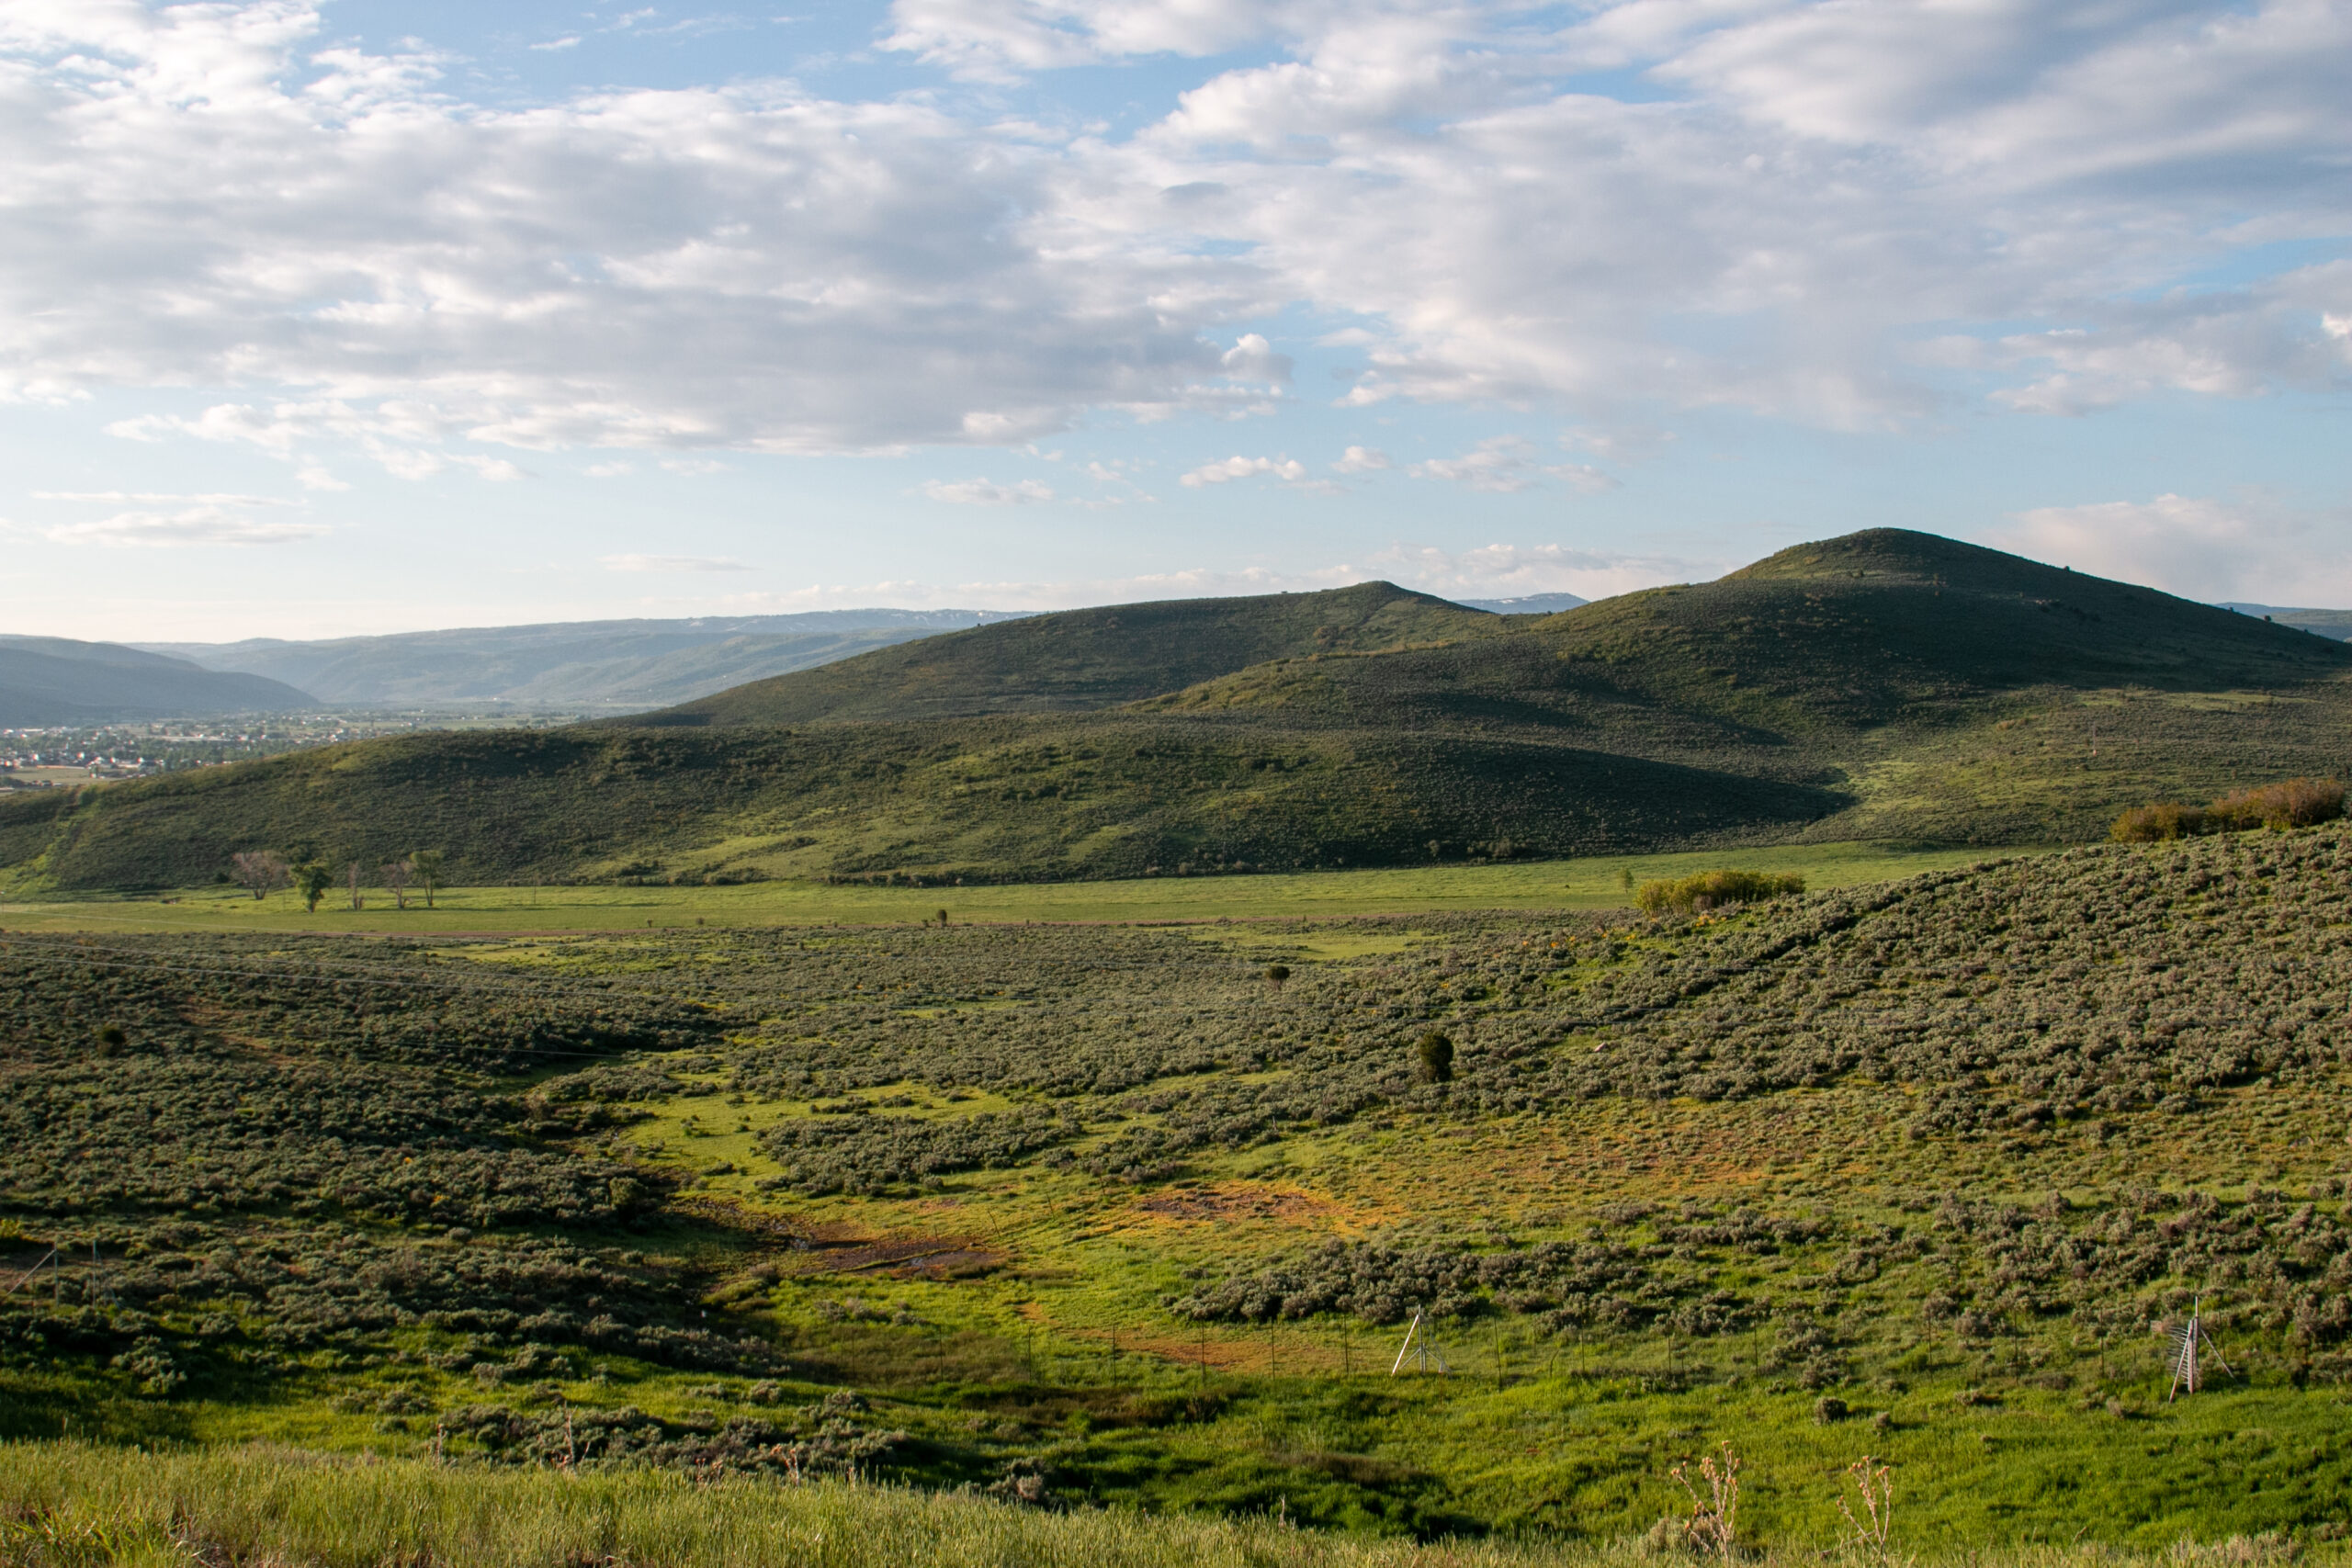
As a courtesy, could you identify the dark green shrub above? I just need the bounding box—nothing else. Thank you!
[2110,802,2203,842]
[1416,1031,1453,1083]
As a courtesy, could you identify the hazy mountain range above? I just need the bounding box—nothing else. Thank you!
[133,609,1035,712]
[0,637,313,728]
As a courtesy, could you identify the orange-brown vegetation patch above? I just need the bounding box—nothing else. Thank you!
[1131,1180,1350,1226]
[668,1197,1000,1278]
[175,1000,284,1060]
[667,1194,818,1244]
[798,1235,1003,1280]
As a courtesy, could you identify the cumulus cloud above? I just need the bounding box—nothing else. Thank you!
[2,5,1247,463]
[600,554,756,572]
[1,0,2347,467]
[1180,455,1308,486]
[919,478,1057,504]
[1332,445,1391,472]
[1987,493,2352,604]
[1408,438,1617,495]
[44,506,328,547]
[1218,333,1292,383]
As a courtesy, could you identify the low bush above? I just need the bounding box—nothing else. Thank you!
[2110,778,2343,842]
[1634,869,1805,915]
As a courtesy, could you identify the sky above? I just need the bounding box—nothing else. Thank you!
[0,0,2347,641]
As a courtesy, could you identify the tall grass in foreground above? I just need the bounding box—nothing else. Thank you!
[0,1444,2331,1568]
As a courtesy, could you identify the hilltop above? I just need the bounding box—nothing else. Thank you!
[654,581,1496,726]
[5,530,2348,891]
[0,637,316,726]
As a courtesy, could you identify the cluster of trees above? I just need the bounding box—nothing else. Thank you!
[2110,777,2344,842]
[229,848,448,910]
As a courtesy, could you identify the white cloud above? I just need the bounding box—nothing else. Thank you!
[881,0,1296,76]
[919,478,1057,504]
[600,553,756,572]
[44,506,329,547]
[1180,455,1306,486]
[1362,541,1712,602]
[1408,438,1617,495]
[585,462,636,479]
[529,36,582,51]
[0,7,1247,459]
[1,0,2347,468]
[1987,493,2352,604]
[1332,445,1391,472]
[32,491,291,506]
[1218,333,1292,383]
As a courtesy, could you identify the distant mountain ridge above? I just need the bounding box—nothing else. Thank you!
[0,637,316,726]
[1454,592,1588,615]
[2215,603,2352,641]
[139,609,1033,710]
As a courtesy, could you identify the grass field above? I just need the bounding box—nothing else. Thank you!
[0,840,2007,933]
[2,1442,2326,1568]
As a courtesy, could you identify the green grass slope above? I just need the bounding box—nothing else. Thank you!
[6,829,2352,1545]
[653,581,1497,725]
[5,531,2347,893]
[0,717,1845,890]
[1152,529,2346,733]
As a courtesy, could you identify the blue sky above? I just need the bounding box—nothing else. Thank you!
[2,0,2347,639]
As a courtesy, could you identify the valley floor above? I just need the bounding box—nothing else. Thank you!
[3,830,2348,1556]
[0,840,2002,933]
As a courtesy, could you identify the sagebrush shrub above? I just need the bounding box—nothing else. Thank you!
[2112,778,2343,841]
[1634,869,1805,914]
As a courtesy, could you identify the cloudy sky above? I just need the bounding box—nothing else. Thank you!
[2,0,2347,639]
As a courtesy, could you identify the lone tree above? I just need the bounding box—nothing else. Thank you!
[290,862,334,914]
[380,858,414,910]
[229,851,290,901]
[408,849,447,909]
[1416,1030,1454,1083]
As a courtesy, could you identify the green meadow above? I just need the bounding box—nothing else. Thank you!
[0,840,2004,934]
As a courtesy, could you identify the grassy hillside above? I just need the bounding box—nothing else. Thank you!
[657,581,1498,726]
[5,531,2348,894]
[5,829,2350,1545]
[1149,530,2345,732]
[0,717,1843,891]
